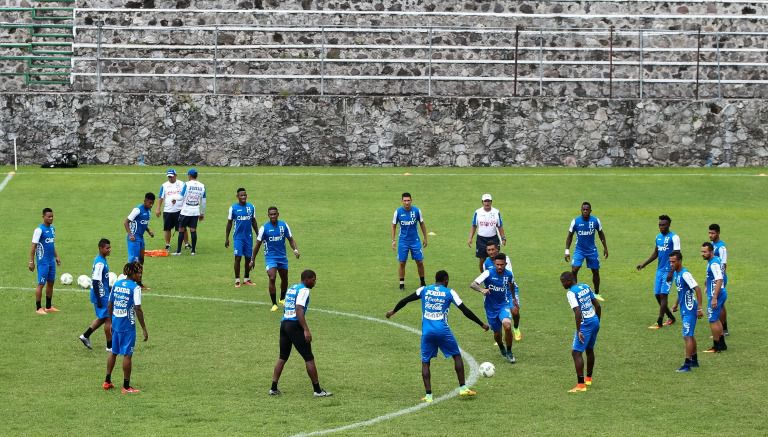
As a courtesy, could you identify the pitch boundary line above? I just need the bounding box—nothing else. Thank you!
[0,285,479,436]
[0,171,15,192]
[6,170,767,177]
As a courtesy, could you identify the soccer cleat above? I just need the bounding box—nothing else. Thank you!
[45,306,60,313]
[185,243,192,250]
[171,252,182,256]
[165,244,171,250]
[459,388,477,397]
[121,387,141,394]
[690,361,700,368]
[268,389,281,396]
[190,252,196,256]
[514,328,522,341]
[234,282,241,288]
[648,324,662,330]
[279,299,285,306]
[244,280,256,286]
[663,319,675,326]
[313,390,333,397]
[584,377,593,386]
[399,284,405,291]
[676,365,692,373]
[506,352,517,364]
[102,382,114,390]
[79,335,93,350]
[594,294,605,302]
[568,384,587,393]
[270,304,279,312]
[703,347,720,353]
[421,394,433,403]
[35,308,48,315]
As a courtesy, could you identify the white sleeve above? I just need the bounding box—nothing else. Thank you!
[505,256,513,272]
[682,271,698,289]
[672,235,681,250]
[256,226,265,241]
[567,291,579,309]
[392,210,398,225]
[227,206,234,220]
[719,247,728,264]
[31,227,42,244]
[450,289,464,306]
[568,219,576,232]
[596,217,603,231]
[711,262,723,281]
[418,209,424,222]
[133,286,143,305]
[415,286,425,296]
[284,223,293,239]
[127,207,141,221]
[473,270,491,284]
[92,262,105,281]
[295,288,310,307]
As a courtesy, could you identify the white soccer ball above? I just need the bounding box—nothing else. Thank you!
[479,362,496,378]
[108,272,118,288]
[60,273,73,285]
[77,274,92,289]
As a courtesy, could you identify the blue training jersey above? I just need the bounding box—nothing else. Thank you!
[713,240,728,285]
[257,220,293,260]
[393,206,423,243]
[282,283,310,322]
[32,224,56,264]
[127,204,152,240]
[229,202,256,240]
[109,278,142,332]
[416,284,463,335]
[566,283,598,321]
[705,256,727,301]
[90,255,110,304]
[474,268,515,311]
[569,215,602,255]
[673,268,699,316]
[655,231,681,271]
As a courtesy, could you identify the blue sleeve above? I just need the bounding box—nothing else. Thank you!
[497,212,503,227]
[472,212,477,226]
[158,185,165,197]
[203,190,206,198]
[180,184,187,196]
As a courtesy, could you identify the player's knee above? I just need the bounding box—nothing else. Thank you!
[502,320,512,330]
[512,308,519,316]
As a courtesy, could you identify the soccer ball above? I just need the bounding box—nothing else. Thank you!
[108,272,118,288]
[77,275,92,289]
[479,362,495,378]
[60,273,73,285]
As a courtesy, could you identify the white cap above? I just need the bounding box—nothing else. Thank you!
[481,193,492,201]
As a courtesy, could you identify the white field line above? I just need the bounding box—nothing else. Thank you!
[0,285,479,436]
[0,171,15,192]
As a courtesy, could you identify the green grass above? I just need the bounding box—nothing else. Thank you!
[0,166,767,436]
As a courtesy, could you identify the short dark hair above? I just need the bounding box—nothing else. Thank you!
[669,250,682,261]
[494,253,507,262]
[402,192,412,199]
[659,214,671,223]
[702,242,714,251]
[301,269,316,281]
[42,207,53,215]
[560,271,575,282]
[435,270,449,283]
[98,238,110,248]
[709,223,720,233]
[145,192,156,201]
[268,206,278,213]
[237,187,246,194]
[582,201,591,208]
[485,241,499,249]
[123,261,143,277]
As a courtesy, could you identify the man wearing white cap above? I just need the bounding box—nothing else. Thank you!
[467,194,507,272]
[174,169,206,256]
[155,169,189,251]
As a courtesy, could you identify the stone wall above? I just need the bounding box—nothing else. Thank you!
[1,93,766,167]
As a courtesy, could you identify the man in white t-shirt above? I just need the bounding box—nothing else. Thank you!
[154,168,189,251]
[467,193,507,272]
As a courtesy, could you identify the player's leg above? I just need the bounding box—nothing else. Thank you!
[105,351,117,389]
[266,267,278,307]
[80,316,105,349]
[292,322,329,396]
[104,317,112,351]
[163,212,172,249]
[571,251,584,282]
[415,260,426,287]
[584,322,598,385]
[706,300,725,352]
[720,303,729,336]
[398,261,407,290]
[569,330,587,392]
[413,245,426,287]
[242,238,254,285]
[511,306,522,341]
[175,223,186,254]
[487,311,505,356]
[421,362,432,401]
[122,354,133,389]
[571,264,581,283]
[34,281,45,314]
[660,294,674,324]
[452,354,466,386]
[277,266,289,302]
[501,315,515,363]
[591,268,601,294]
[233,255,242,286]
[44,279,56,311]
[678,317,696,371]
[189,225,197,254]
[271,322,292,394]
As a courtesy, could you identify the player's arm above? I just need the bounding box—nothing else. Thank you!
[564,230,574,262]
[134,286,148,341]
[155,186,164,217]
[287,236,300,258]
[598,229,608,259]
[498,225,507,246]
[636,246,658,271]
[28,240,37,271]
[457,303,489,330]
[572,307,583,331]
[199,191,206,221]
[107,300,114,318]
[695,285,704,319]
[391,211,398,251]
[419,220,428,248]
[91,263,104,307]
[467,224,477,248]
[592,298,602,320]
[225,219,233,248]
[720,246,728,274]
[251,216,259,235]
[386,292,420,318]
[125,207,140,241]
[296,304,311,343]
[711,262,724,309]
[470,271,491,295]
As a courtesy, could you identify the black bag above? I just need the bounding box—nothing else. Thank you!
[41,152,79,168]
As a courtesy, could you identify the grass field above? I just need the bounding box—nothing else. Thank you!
[1,166,767,436]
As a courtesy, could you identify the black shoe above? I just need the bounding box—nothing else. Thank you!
[268,389,281,396]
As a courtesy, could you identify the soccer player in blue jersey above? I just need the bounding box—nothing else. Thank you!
[669,251,703,372]
[565,202,608,302]
[483,242,522,341]
[701,242,728,353]
[269,270,331,397]
[391,192,428,290]
[471,254,517,363]
[28,207,61,315]
[708,224,729,336]
[636,214,680,329]
[124,192,155,289]
[560,271,601,393]
[104,262,148,394]
[250,207,300,312]
[225,188,259,288]
[387,270,488,402]
[79,239,113,351]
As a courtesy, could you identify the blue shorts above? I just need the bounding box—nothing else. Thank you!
[93,300,109,319]
[486,306,512,333]
[266,258,289,271]
[572,250,600,270]
[233,238,253,258]
[707,290,727,323]
[36,262,56,285]
[397,241,424,263]
[654,270,671,295]
[111,329,136,356]
[421,330,461,363]
[681,313,698,337]
[507,287,521,310]
[127,238,145,262]
[572,318,600,352]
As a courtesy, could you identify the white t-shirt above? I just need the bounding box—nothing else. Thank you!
[159,180,185,213]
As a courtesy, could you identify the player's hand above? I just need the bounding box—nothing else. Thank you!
[142,328,148,342]
[578,331,585,343]
[481,323,489,332]
[293,249,300,259]
[199,214,205,222]
[636,264,643,271]
[56,257,61,266]
[480,288,490,296]
[467,239,472,248]
[225,239,229,248]
[148,230,154,238]
[564,254,570,262]
[422,240,428,248]
[391,240,396,251]
[697,308,704,319]
[28,261,34,271]
[385,310,395,319]
[248,260,254,269]
[604,249,609,259]
[672,304,679,313]
[304,330,312,343]
[711,300,718,310]
[129,234,136,241]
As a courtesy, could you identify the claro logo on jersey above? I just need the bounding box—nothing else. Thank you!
[44,237,55,243]
[658,237,671,251]
[236,215,251,221]
[577,229,594,236]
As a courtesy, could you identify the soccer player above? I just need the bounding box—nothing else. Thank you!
[250,207,300,312]
[471,254,517,363]
[669,251,703,372]
[392,192,428,290]
[467,193,507,272]
[708,224,729,335]
[155,168,189,251]
[564,201,608,301]
[386,270,488,402]
[29,207,61,315]
[560,271,601,393]
[124,192,155,289]
[79,238,113,352]
[225,187,258,287]
[483,242,522,341]
[701,242,728,353]
[636,214,680,329]
[174,168,206,256]
[104,262,149,394]
[269,270,331,397]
